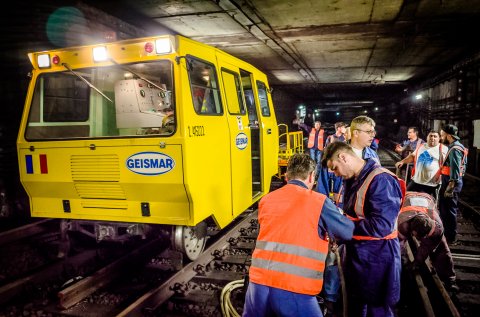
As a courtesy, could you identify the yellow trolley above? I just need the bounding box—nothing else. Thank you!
[17,35,278,260]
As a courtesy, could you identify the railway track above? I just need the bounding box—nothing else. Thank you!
[0,151,478,317]
[380,142,480,317]
[0,210,257,317]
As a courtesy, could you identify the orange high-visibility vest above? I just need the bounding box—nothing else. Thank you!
[249,184,329,295]
[308,128,325,150]
[440,145,468,176]
[348,167,404,240]
[398,191,439,237]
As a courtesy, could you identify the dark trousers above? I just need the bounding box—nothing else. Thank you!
[438,175,463,242]
[429,235,456,282]
[407,181,439,200]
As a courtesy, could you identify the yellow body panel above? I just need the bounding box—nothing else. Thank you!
[17,35,278,229]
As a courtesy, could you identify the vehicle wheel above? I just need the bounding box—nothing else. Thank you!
[173,224,207,261]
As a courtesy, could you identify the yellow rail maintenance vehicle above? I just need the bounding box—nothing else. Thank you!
[17,35,278,260]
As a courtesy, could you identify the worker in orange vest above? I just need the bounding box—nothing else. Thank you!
[308,121,325,164]
[243,153,354,317]
[397,192,458,292]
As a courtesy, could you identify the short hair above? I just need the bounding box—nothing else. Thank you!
[314,120,321,125]
[321,142,356,168]
[286,153,316,180]
[427,130,439,136]
[350,116,375,131]
[335,122,346,130]
[408,127,419,134]
[410,214,433,238]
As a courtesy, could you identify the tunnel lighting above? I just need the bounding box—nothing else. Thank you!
[155,38,172,54]
[415,94,423,100]
[93,46,108,62]
[37,54,50,68]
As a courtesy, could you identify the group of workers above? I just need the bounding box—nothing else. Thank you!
[243,117,468,317]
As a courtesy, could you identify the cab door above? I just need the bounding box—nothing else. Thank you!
[255,79,278,193]
[219,64,252,217]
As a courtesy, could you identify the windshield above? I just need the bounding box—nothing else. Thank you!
[25,60,174,140]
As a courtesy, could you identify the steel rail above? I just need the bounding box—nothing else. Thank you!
[116,210,257,317]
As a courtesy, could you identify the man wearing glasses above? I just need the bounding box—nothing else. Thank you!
[350,116,380,163]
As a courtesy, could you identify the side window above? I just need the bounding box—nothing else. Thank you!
[187,57,223,115]
[221,68,245,115]
[240,70,258,127]
[256,81,271,117]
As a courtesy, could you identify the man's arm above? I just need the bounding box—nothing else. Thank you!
[414,224,443,264]
[449,147,464,181]
[395,151,415,169]
[318,198,354,241]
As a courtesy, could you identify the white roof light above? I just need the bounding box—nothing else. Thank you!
[37,54,50,68]
[93,46,108,62]
[155,38,172,54]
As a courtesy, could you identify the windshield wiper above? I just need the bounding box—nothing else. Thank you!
[62,63,113,103]
[109,58,168,93]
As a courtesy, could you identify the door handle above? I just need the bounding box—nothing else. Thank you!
[267,128,272,134]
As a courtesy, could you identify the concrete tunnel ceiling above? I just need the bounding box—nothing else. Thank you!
[7,0,480,110]
[82,0,480,108]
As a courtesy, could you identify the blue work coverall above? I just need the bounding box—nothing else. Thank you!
[317,142,380,305]
[342,159,402,317]
[242,180,354,317]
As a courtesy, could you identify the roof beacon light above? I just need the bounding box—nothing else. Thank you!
[155,38,172,54]
[93,46,108,62]
[37,54,51,68]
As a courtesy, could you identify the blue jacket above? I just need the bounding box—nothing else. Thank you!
[342,159,402,306]
[316,134,345,199]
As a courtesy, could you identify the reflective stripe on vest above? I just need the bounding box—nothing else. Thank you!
[352,167,400,240]
[252,241,327,280]
[249,184,328,295]
[440,145,468,176]
[308,129,325,150]
[398,192,438,237]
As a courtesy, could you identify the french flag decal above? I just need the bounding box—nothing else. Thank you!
[25,154,48,174]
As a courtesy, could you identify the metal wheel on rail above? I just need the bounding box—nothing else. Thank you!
[173,223,207,261]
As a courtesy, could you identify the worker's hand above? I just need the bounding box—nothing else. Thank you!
[395,161,404,169]
[444,181,455,198]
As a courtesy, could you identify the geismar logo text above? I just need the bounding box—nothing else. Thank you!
[235,132,248,150]
[126,152,175,175]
